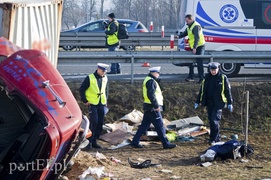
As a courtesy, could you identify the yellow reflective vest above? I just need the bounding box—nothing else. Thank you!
[143,76,163,106]
[200,75,227,103]
[107,21,119,45]
[187,21,205,49]
[85,74,108,105]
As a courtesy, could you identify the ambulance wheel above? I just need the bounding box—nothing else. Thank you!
[220,63,241,77]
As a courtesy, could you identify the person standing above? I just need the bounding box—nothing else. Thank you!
[104,13,121,74]
[175,14,205,83]
[130,66,177,149]
[195,62,233,145]
[79,63,109,149]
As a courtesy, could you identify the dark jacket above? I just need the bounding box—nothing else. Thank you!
[79,70,108,105]
[178,21,202,49]
[104,20,119,47]
[196,71,233,109]
[143,73,163,111]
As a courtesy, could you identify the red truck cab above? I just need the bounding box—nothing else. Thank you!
[0,39,89,179]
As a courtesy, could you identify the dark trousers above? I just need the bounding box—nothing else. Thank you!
[207,106,222,142]
[108,45,121,73]
[108,63,121,74]
[131,110,169,146]
[88,105,105,144]
[188,45,205,80]
[108,45,119,51]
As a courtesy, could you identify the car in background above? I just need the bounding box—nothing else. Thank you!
[60,19,148,51]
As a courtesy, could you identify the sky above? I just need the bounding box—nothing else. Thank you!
[103,0,111,10]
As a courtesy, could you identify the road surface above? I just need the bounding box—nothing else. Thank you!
[57,62,271,82]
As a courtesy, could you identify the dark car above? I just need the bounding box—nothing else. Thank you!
[60,19,148,51]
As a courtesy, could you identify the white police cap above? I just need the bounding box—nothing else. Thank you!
[209,62,220,69]
[97,63,109,71]
[149,66,161,73]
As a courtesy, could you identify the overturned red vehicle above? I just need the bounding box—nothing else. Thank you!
[0,38,89,179]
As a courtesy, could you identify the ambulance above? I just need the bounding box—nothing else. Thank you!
[177,0,271,76]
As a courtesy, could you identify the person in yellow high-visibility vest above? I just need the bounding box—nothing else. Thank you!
[79,63,109,149]
[195,62,233,145]
[175,14,205,84]
[130,66,177,149]
[104,13,121,74]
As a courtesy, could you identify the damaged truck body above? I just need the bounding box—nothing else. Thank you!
[0,39,90,179]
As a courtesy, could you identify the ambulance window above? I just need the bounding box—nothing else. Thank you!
[255,1,271,29]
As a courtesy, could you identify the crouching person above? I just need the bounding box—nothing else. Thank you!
[130,66,177,149]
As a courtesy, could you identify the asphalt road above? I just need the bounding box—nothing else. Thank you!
[57,62,271,82]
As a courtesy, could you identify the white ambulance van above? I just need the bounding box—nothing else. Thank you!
[177,0,271,77]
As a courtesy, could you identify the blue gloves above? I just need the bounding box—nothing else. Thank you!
[228,104,233,112]
[194,103,199,109]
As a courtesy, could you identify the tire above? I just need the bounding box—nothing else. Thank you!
[62,45,75,51]
[220,63,241,77]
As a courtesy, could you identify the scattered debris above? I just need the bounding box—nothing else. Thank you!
[99,129,133,145]
[128,158,152,169]
[104,121,133,133]
[159,169,173,173]
[166,131,178,142]
[167,116,204,130]
[170,175,182,179]
[108,139,132,150]
[111,157,121,164]
[200,149,216,162]
[95,152,107,160]
[141,178,151,180]
[78,166,105,179]
[201,162,213,167]
[116,109,144,125]
[178,136,195,142]
[177,126,201,136]
[128,158,161,169]
[240,159,249,163]
[230,134,239,140]
[190,128,210,137]
[245,166,264,169]
[146,131,158,136]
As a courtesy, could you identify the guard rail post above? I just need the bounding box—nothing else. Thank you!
[131,56,135,84]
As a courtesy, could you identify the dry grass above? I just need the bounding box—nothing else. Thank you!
[65,80,271,180]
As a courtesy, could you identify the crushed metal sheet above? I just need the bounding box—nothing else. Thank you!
[99,129,133,145]
[177,126,201,136]
[167,116,204,130]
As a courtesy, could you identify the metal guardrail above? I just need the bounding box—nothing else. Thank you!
[58,51,271,83]
[59,32,178,50]
[58,51,271,63]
